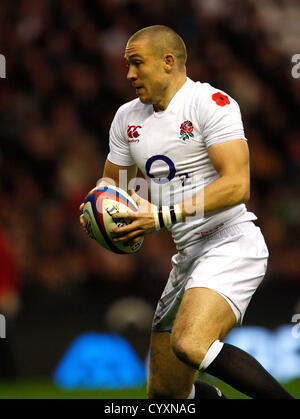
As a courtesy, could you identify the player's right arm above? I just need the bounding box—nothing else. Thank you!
[80,102,136,235]
[99,159,138,189]
[79,159,137,234]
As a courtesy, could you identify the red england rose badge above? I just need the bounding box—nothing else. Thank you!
[212,92,230,106]
[180,120,194,141]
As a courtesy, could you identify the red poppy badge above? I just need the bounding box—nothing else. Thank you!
[212,92,230,107]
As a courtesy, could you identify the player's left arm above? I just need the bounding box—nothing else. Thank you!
[112,139,250,241]
[180,138,250,218]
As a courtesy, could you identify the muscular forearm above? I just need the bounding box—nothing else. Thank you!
[180,176,250,219]
[96,160,138,190]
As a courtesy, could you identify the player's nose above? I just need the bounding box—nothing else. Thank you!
[127,65,137,81]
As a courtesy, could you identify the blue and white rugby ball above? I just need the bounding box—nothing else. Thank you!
[82,185,143,254]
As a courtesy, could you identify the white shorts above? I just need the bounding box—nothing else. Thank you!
[152,221,269,332]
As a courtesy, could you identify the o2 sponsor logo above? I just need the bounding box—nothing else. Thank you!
[145,155,190,186]
[145,155,176,184]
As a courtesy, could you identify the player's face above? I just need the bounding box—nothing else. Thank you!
[124,39,169,106]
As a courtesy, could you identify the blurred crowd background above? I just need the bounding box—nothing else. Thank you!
[0,0,299,379]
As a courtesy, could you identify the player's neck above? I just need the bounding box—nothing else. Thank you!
[153,75,187,112]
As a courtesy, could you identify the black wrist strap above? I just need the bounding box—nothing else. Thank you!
[158,206,164,229]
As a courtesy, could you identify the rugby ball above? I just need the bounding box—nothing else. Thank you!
[82,185,143,254]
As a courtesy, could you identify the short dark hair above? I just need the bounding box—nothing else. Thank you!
[128,25,187,69]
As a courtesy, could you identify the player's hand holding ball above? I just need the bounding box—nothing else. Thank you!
[79,185,147,254]
[111,189,157,244]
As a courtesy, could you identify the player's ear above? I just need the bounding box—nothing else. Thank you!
[164,53,175,72]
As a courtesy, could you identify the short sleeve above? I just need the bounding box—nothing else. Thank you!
[107,106,135,166]
[201,89,247,148]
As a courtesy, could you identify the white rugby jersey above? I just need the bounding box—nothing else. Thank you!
[107,77,257,250]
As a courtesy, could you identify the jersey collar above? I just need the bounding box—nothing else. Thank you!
[153,77,193,118]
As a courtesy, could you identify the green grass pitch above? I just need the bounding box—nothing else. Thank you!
[0,378,299,399]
